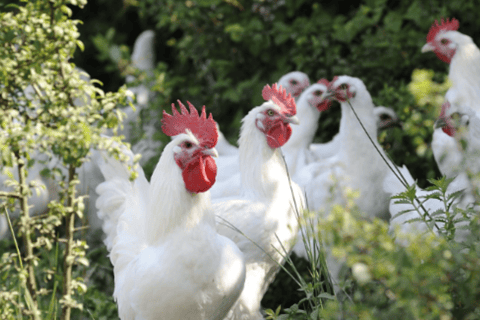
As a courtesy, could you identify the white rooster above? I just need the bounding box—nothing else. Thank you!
[95,101,246,320]
[212,84,305,320]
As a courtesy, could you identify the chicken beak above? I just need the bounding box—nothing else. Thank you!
[286,115,300,125]
[203,148,219,158]
[434,117,448,129]
[421,43,435,53]
[321,89,335,101]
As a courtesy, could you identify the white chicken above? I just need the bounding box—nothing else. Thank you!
[77,31,157,237]
[124,30,155,113]
[299,76,392,220]
[293,77,394,287]
[292,104,400,256]
[213,71,310,195]
[442,103,480,183]
[431,101,464,178]
[95,101,246,320]
[421,18,480,114]
[212,84,305,320]
[282,80,331,180]
[278,71,311,101]
[373,106,402,130]
[123,30,161,166]
[422,18,480,179]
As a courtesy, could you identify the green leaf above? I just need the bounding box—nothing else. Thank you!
[384,11,403,32]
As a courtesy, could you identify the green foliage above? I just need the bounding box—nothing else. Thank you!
[268,182,480,319]
[0,0,132,319]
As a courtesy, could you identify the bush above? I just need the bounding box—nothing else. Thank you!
[0,1,130,318]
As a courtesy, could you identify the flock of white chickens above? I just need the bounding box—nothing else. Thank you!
[2,16,480,320]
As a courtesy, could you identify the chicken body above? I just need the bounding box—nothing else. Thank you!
[213,99,305,320]
[95,108,245,320]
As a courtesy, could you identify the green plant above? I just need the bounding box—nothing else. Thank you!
[0,0,131,318]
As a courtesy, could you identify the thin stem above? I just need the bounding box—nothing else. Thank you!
[5,208,23,270]
[17,157,40,319]
[61,164,76,320]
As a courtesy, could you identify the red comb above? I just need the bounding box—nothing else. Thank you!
[427,18,459,43]
[162,100,218,148]
[262,83,297,116]
[439,100,450,118]
[317,79,330,87]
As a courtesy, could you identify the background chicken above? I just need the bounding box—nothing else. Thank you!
[422,18,480,181]
[300,76,392,220]
[421,18,480,116]
[282,80,331,181]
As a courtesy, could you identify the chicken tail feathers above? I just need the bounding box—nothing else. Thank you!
[94,146,149,264]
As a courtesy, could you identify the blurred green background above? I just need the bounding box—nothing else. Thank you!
[65,0,480,186]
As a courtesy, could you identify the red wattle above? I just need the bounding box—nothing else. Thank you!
[442,125,456,137]
[317,101,331,112]
[182,156,217,193]
[436,51,452,64]
[266,122,292,149]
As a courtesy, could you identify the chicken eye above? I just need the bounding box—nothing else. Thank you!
[184,141,193,149]
[313,90,323,96]
[450,112,460,120]
[290,79,298,85]
[380,114,391,121]
[339,84,348,90]
[267,109,275,116]
[441,38,449,45]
